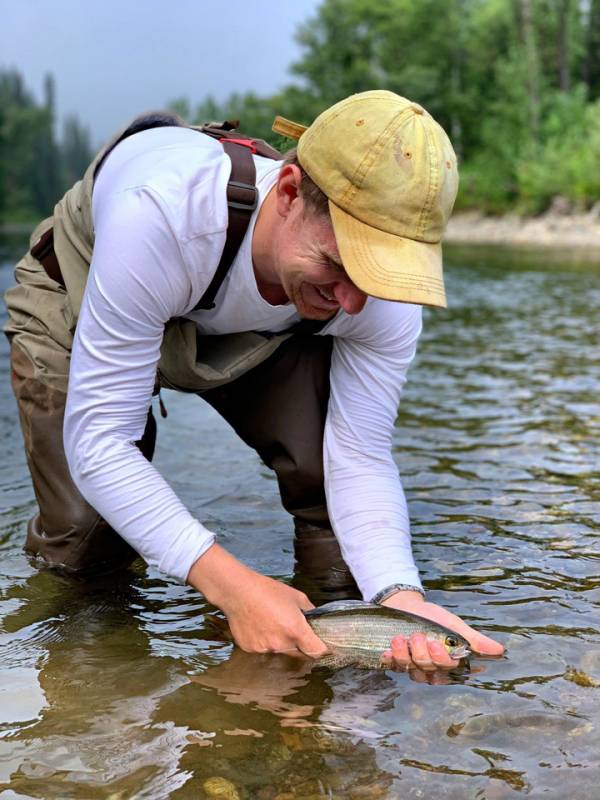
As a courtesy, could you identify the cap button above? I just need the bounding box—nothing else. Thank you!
[410,104,425,115]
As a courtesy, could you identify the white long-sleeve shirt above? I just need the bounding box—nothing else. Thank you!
[63,126,423,601]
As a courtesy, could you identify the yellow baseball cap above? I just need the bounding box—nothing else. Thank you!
[273,90,459,308]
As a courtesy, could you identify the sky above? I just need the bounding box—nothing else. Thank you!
[1,0,321,145]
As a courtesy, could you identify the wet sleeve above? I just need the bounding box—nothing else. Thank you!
[324,303,423,601]
[63,186,216,581]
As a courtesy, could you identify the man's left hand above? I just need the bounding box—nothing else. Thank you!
[379,590,504,673]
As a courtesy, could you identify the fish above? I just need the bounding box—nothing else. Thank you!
[304,600,471,669]
[206,600,470,670]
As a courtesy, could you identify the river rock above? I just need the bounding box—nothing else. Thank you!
[548,195,572,216]
[203,776,241,800]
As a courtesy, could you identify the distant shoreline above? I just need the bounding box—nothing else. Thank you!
[4,209,600,264]
[445,208,600,262]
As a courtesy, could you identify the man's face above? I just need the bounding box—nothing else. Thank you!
[272,197,368,321]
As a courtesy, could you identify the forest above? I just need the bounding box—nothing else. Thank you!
[2,0,599,225]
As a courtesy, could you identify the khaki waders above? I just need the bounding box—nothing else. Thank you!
[4,125,358,598]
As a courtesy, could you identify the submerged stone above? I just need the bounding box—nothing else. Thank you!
[203,776,241,800]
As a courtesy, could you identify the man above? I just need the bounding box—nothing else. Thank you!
[5,90,503,671]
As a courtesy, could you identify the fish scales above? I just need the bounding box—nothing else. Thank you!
[309,615,418,649]
[204,599,470,670]
[304,600,470,669]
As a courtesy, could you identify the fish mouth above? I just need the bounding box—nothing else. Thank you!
[451,645,471,660]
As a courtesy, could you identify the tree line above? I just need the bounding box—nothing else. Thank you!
[171,0,600,214]
[2,0,599,226]
[0,70,93,226]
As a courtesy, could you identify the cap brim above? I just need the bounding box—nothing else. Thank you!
[329,201,447,309]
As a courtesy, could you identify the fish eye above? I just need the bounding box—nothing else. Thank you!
[445,635,459,648]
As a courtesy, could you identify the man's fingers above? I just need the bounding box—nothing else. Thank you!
[390,635,411,664]
[421,608,504,657]
[278,647,312,659]
[427,639,460,668]
[406,632,437,671]
[299,645,330,659]
[445,618,504,656]
[295,591,315,612]
[380,596,505,668]
[387,634,460,673]
[391,633,437,672]
[467,630,504,656]
[297,624,330,660]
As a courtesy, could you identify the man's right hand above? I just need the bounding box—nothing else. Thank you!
[187,543,329,659]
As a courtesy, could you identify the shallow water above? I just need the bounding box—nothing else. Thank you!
[0,236,599,799]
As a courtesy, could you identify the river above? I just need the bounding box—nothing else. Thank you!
[0,234,599,799]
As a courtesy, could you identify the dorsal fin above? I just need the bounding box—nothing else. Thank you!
[304,600,379,618]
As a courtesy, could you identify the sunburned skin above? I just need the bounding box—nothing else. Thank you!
[285,264,367,320]
[252,164,368,320]
[276,226,368,320]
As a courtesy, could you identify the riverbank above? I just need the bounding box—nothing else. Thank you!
[4,206,600,264]
[445,204,600,261]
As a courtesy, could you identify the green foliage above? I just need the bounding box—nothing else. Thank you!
[586,0,600,100]
[169,89,315,153]
[0,71,46,222]
[2,0,599,222]
[292,0,390,104]
[177,0,598,213]
[207,92,280,142]
[0,69,93,226]
[517,92,600,211]
[61,115,93,190]
[287,0,600,212]
[166,97,192,121]
[457,157,517,214]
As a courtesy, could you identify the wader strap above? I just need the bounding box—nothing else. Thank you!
[192,139,259,311]
[30,116,278,306]
[29,115,331,334]
[30,228,64,289]
[191,126,285,310]
[197,127,331,332]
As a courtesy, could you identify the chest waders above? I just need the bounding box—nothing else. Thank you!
[4,114,359,599]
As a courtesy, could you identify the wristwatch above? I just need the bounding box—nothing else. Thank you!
[371,583,426,604]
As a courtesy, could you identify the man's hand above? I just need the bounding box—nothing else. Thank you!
[188,543,329,659]
[379,590,504,673]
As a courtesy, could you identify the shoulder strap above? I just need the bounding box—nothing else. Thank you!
[192,125,284,311]
[199,122,285,161]
[193,138,262,310]
[194,126,332,332]
[95,114,330,330]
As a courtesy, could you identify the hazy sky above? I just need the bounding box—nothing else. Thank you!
[2,0,321,145]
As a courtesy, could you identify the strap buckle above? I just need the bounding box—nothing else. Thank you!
[220,137,257,154]
[227,180,258,212]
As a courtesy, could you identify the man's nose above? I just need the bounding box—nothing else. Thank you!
[333,281,368,315]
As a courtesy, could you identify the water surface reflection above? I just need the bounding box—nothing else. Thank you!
[1,241,599,798]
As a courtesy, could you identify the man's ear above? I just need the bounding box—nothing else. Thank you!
[275,164,303,219]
